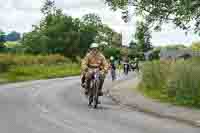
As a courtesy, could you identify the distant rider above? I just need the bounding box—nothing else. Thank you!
[110,56,116,81]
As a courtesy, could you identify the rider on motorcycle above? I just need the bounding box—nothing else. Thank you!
[81,43,109,96]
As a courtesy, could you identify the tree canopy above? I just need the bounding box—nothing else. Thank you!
[105,0,200,34]
[0,30,6,51]
[20,0,122,60]
[191,41,200,51]
[6,31,21,41]
[134,21,152,52]
[0,30,5,42]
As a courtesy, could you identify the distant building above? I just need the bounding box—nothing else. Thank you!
[144,50,154,60]
[159,48,200,60]
[144,48,200,61]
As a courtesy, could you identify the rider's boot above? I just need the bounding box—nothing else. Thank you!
[84,86,89,95]
[85,90,89,95]
[84,79,90,96]
[98,91,103,96]
[98,78,104,96]
[81,75,86,88]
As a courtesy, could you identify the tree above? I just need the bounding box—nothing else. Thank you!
[0,30,6,51]
[80,13,122,56]
[22,31,49,54]
[78,14,102,57]
[111,32,122,47]
[21,0,121,60]
[105,0,200,34]
[23,11,82,57]
[82,13,102,27]
[6,31,21,41]
[41,0,56,15]
[22,1,105,59]
[103,46,121,59]
[22,1,82,57]
[191,41,200,51]
[95,25,122,48]
[0,30,5,42]
[120,46,130,57]
[129,40,137,49]
[135,21,152,53]
[128,40,138,58]
[149,48,161,60]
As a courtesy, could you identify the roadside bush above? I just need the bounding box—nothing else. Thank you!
[149,49,160,60]
[0,53,80,83]
[140,58,200,108]
[6,63,80,82]
[0,53,71,66]
[167,58,200,107]
[0,63,9,72]
[0,54,14,72]
[141,60,172,91]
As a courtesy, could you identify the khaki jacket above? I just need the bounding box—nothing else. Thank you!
[81,51,109,73]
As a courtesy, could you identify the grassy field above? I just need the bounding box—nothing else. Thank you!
[138,58,200,108]
[4,41,20,48]
[0,54,80,84]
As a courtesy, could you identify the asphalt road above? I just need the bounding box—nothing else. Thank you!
[0,75,199,133]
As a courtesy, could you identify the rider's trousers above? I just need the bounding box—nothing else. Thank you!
[82,69,105,92]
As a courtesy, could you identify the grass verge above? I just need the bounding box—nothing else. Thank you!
[138,58,200,109]
[0,63,80,84]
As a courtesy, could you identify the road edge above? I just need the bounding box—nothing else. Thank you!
[107,78,200,128]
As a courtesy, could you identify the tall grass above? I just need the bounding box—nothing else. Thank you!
[140,58,200,108]
[4,41,20,48]
[4,64,80,82]
[0,54,80,84]
[0,53,70,66]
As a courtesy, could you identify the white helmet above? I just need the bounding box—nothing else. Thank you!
[90,43,99,49]
[110,56,114,60]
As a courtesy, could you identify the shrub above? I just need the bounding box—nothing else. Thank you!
[141,60,172,91]
[167,58,200,106]
[140,58,200,108]
[0,54,14,72]
[6,63,80,81]
[0,63,9,72]
[0,53,70,66]
[0,54,80,83]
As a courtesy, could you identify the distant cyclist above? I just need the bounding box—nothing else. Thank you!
[134,57,139,72]
[123,57,129,75]
[110,56,116,81]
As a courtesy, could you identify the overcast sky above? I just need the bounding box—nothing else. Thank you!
[0,0,199,46]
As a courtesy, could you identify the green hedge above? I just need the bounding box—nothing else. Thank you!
[0,54,80,84]
[4,64,80,82]
[0,53,71,66]
[140,58,200,108]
